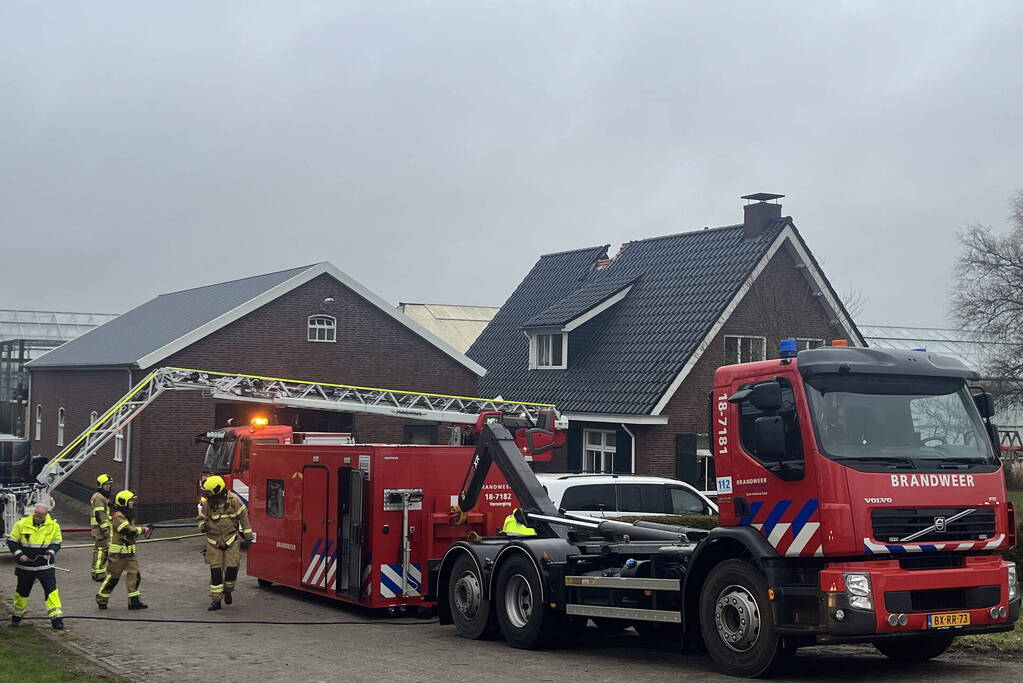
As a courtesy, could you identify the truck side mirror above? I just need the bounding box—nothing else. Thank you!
[973,392,995,419]
[749,382,783,412]
[754,416,786,460]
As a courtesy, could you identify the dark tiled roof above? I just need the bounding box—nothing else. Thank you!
[468,221,788,414]
[28,265,315,367]
[523,275,637,329]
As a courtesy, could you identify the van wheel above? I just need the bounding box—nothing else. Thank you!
[256,579,273,588]
[699,559,785,678]
[874,634,955,661]
[448,554,497,639]
[494,554,569,649]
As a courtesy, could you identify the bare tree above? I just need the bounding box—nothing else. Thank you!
[840,287,868,320]
[950,189,1023,397]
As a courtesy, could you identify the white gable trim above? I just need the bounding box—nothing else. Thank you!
[564,411,669,425]
[650,225,861,415]
[562,285,633,332]
[135,262,486,376]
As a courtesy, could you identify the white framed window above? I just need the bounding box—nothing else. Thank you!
[114,430,124,463]
[307,315,337,342]
[529,332,567,370]
[35,404,42,441]
[57,407,65,447]
[583,429,616,473]
[796,338,824,351]
[724,335,766,365]
[90,410,99,425]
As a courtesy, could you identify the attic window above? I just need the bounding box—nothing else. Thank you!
[529,332,567,370]
[724,335,766,364]
[308,315,337,343]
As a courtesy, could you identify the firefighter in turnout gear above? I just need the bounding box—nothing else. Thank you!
[90,473,114,581]
[8,502,64,630]
[96,490,152,610]
[198,475,253,610]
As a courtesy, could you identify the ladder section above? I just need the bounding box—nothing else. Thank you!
[38,366,559,490]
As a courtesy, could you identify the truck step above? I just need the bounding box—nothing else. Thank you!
[566,604,682,623]
[565,576,681,591]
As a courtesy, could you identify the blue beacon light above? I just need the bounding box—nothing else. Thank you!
[779,338,798,359]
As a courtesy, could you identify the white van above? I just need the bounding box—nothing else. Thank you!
[534,473,718,518]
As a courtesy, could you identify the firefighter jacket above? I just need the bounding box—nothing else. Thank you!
[90,490,111,537]
[198,492,252,549]
[108,510,146,555]
[7,514,62,571]
[501,510,537,536]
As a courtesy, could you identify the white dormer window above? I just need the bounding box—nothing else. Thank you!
[529,332,567,370]
[308,315,337,342]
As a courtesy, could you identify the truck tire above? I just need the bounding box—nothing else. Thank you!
[873,634,955,661]
[448,554,497,640]
[256,579,273,588]
[699,559,786,678]
[494,553,576,649]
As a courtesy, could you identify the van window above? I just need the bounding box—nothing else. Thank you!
[561,484,615,512]
[616,484,667,513]
[669,487,708,514]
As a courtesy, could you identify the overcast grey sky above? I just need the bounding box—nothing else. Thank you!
[3,1,1022,327]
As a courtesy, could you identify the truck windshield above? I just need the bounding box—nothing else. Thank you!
[803,374,996,466]
[202,436,236,474]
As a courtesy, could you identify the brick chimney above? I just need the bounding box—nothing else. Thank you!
[741,193,784,238]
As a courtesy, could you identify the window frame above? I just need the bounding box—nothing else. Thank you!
[57,407,65,447]
[796,338,824,351]
[35,404,42,441]
[724,335,767,364]
[307,314,337,343]
[90,410,99,425]
[266,478,285,518]
[114,429,124,463]
[528,331,568,370]
[582,428,617,473]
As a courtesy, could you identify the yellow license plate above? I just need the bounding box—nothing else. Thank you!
[927,612,970,628]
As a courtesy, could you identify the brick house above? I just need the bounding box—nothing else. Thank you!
[468,195,863,487]
[27,263,484,518]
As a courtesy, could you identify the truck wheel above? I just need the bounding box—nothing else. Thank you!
[699,559,785,678]
[494,553,568,649]
[256,579,273,588]
[448,554,497,640]
[873,634,955,661]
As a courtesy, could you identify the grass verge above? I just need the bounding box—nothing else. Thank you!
[0,625,122,682]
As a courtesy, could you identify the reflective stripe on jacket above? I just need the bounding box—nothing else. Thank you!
[198,492,252,547]
[501,512,536,536]
[90,491,111,532]
[7,514,63,570]
[108,511,145,554]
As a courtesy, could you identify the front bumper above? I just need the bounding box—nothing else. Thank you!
[814,555,1019,643]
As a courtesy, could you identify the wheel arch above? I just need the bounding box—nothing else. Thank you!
[436,542,497,625]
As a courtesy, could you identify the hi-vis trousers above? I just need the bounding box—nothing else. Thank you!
[204,541,241,600]
[13,568,62,620]
[96,554,141,605]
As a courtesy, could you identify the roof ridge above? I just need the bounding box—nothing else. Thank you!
[538,244,609,258]
[159,263,320,296]
[398,302,499,309]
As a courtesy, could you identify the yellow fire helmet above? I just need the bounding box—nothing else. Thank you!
[202,475,227,496]
[114,490,136,507]
[97,473,114,486]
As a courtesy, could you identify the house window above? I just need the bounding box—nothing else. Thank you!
[90,410,99,425]
[583,429,616,473]
[114,430,124,463]
[57,407,65,447]
[530,332,567,369]
[796,338,824,351]
[724,335,766,364]
[308,315,337,342]
[35,404,42,441]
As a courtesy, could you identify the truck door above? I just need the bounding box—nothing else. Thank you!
[339,468,365,600]
[300,465,331,588]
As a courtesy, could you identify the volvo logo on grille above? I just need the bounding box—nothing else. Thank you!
[934,516,947,533]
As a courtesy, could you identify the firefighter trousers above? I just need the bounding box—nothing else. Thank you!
[97,554,141,605]
[204,542,241,600]
[91,530,109,580]
[13,568,63,620]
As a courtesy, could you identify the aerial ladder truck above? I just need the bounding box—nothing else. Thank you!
[1,366,563,541]
[435,344,1019,677]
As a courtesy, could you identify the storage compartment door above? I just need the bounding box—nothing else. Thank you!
[300,466,330,588]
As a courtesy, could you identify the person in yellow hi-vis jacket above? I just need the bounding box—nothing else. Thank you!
[96,490,151,610]
[8,501,64,630]
[198,476,253,611]
[501,508,537,536]
[90,473,114,581]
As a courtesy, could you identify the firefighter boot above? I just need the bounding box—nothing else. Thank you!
[51,618,64,631]
[128,597,148,610]
[223,591,233,605]
[9,615,20,628]
[208,599,222,611]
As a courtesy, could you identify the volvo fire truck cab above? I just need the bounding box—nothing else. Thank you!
[435,344,1019,678]
[198,418,354,504]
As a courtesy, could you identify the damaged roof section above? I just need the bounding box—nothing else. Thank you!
[522,275,637,330]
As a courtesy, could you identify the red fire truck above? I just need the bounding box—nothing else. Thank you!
[198,419,354,504]
[431,343,1019,677]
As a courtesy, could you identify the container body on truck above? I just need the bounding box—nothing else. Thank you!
[246,443,518,611]
[432,344,1020,678]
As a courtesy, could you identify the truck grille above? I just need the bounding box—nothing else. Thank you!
[885,586,1000,614]
[871,507,996,543]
